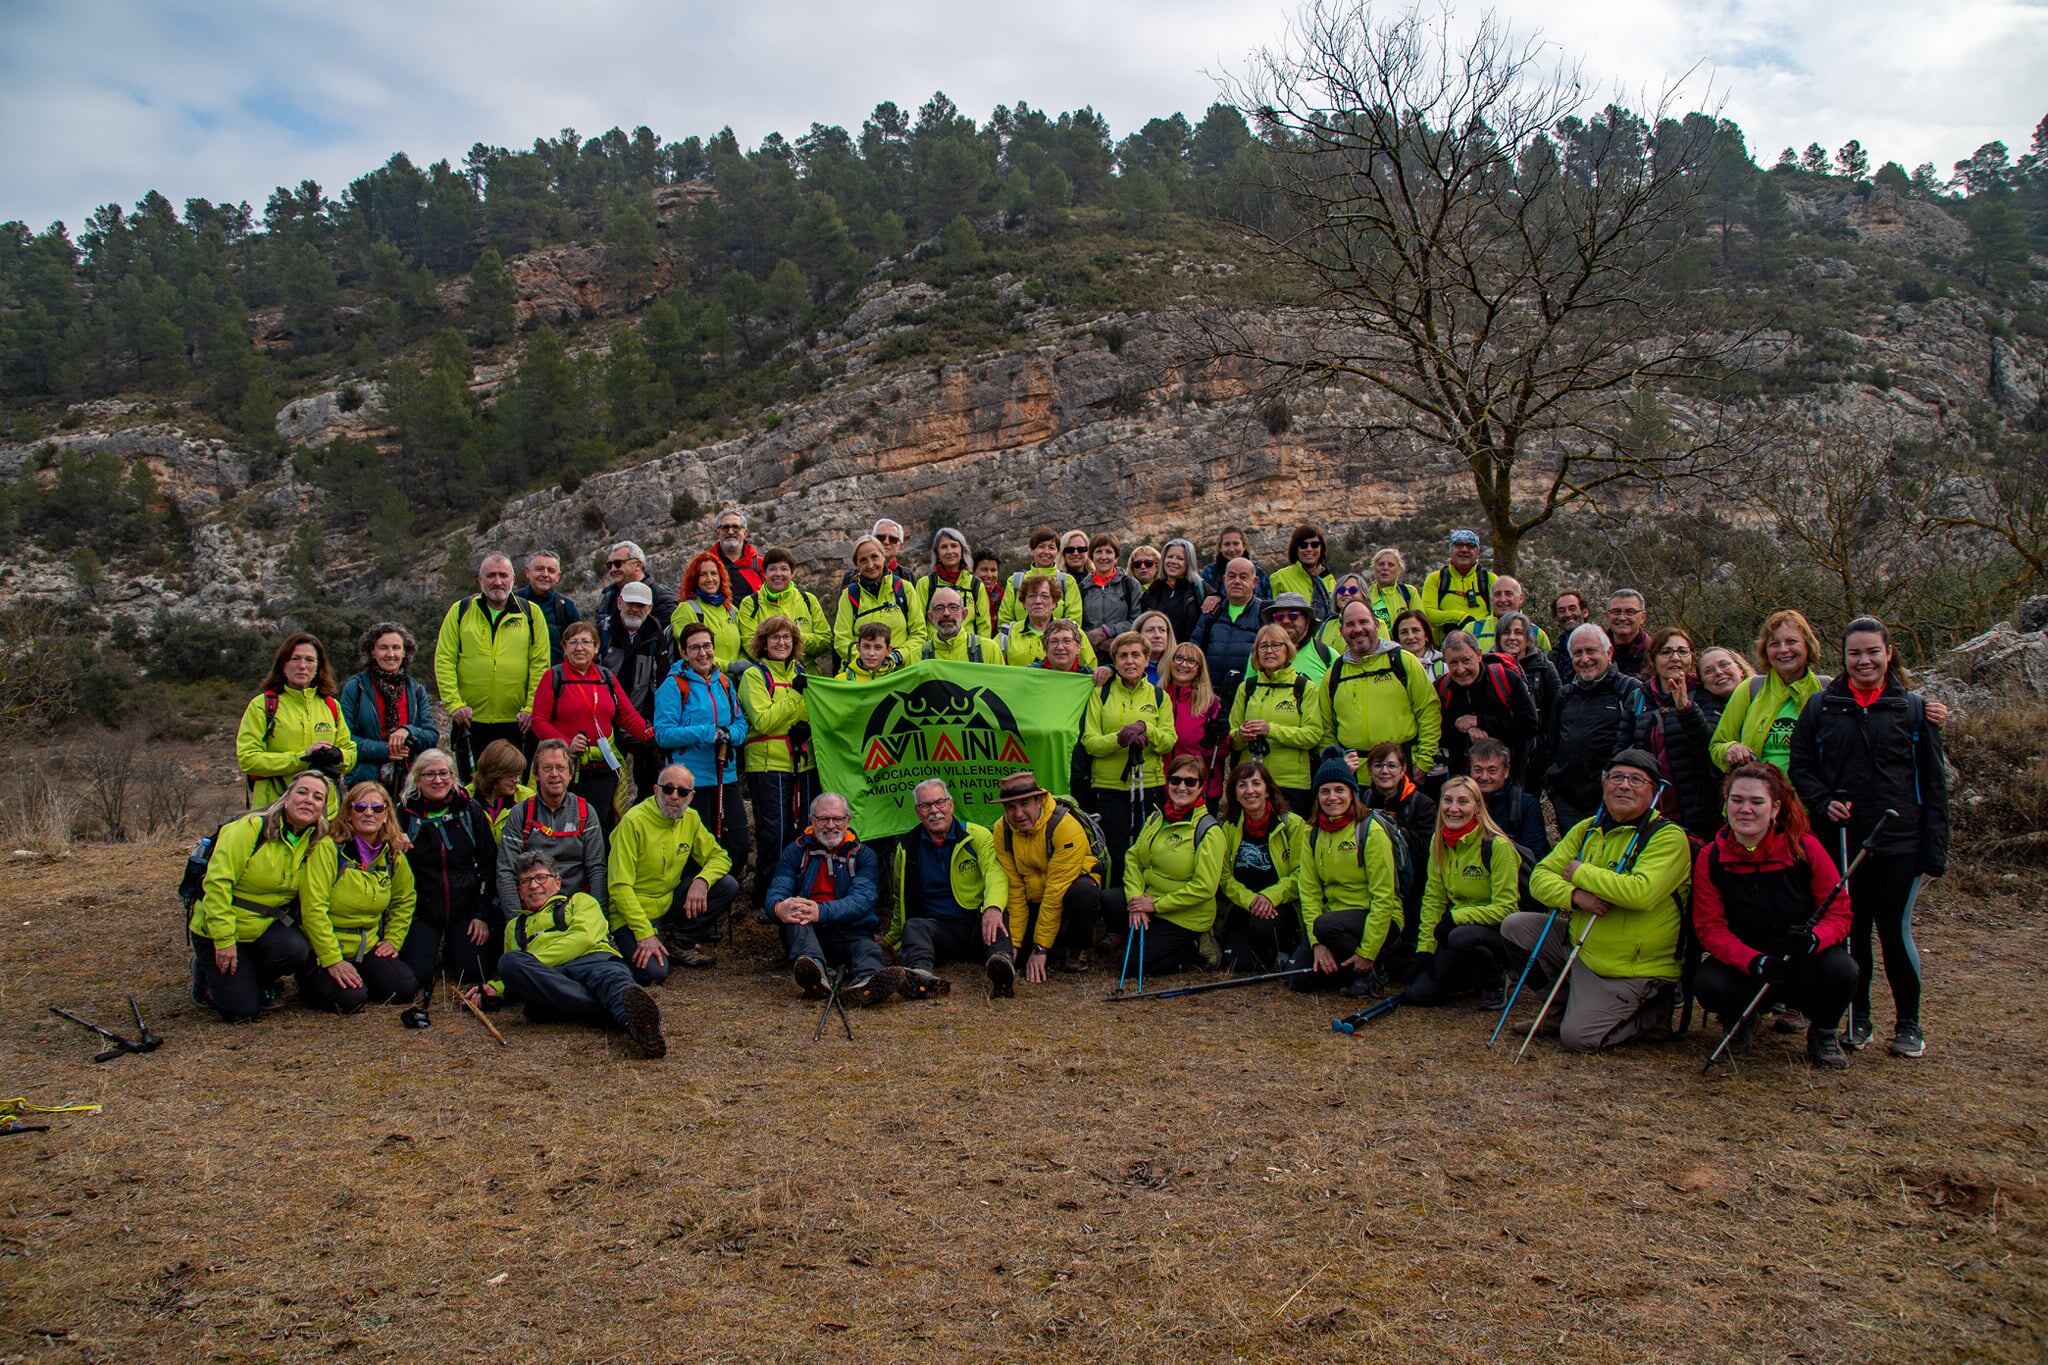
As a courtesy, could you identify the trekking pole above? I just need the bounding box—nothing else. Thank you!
[1512,784,1666,1064]
[1704,809,1895,1073]
[1115,918,1138,996]
[1487,906,1556,1049]
[1333,996,1401,1033]
[813,966,854,1042]
[1135,918,1147,997]
[1103,966,1314,1002]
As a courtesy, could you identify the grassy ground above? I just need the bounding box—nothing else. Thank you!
[1,843,2042,1362]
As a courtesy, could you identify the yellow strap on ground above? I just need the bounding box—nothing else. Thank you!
[0,1098,104,1118]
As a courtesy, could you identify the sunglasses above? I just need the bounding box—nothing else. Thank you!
[1063,545,1088,554]
[1131,558,1157,568]
[878,536,902,544]
[351,802,387,813]
[1272,610,1305,620]
[1166,776,1203,789]
[1336,584,1361,594]
[1300,539,1322,548]
[657,783,695,796]
[607,558,629,568]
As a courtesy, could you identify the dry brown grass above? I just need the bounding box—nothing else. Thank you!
[1,843,2043,1363]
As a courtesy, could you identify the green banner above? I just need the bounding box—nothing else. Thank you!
[807,660,1094,838]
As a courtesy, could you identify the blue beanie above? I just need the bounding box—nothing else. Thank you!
[1313,755,1358,795]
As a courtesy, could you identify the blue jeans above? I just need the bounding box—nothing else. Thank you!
[780,921,885,977]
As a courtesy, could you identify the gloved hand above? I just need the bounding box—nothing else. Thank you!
[1790,928,1820,957]
[1749,953,1795,984]
[1201,713,1230,748]
[791,672,809,692]
[1116,721,1148,747]
[714,726,731,748]
[788,721,812,747]
[305,744,346,775]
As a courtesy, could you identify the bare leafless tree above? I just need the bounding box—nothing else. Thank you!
[71,743,136,842]
[0,602,71,739]
[1925,414,2048,600]
[1211,0,1761,570]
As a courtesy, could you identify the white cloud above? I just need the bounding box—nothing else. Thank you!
[1,0,2040,232]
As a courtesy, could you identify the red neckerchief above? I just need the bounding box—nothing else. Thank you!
[1439,819,1476,850]
[1241,808,1272,839]
[1313,809,1353,834]
[1164,795,1202,822]
[1092,570,1116,588]
[1848,679,1885,708]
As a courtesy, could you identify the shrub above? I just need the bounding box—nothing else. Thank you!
[1261,397,1292,436]
[1943,701,2048,861]
[671,491,702,524]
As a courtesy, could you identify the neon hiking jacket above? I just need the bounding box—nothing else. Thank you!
[605,797,732,941]
[337,671,436,788]
[834,574,927,661]
[1228,668,1331,791]
[491,891,616,995]
[1415,826,1522,948]
[1420,563,1495,635]
[923,631,1000,664]
[669,597,744,669]
[737,585,832,667]
[916,568,995,637]
[301,839,417,969]
[1530,813,1692,981]
[652,662,747,785]
[236,686,355,810]
[885,820,1011,947]
[1081,678,1176,791]
[994,796,1101,952]
[1221,811,1309,915]
[434,596,551,725]
[189,813,317,948]
[1298,815,1400,957]
[739,658,813,775]
[1125,804,1229,934]
[1001,622,1098,670]
[1269,562,1338,621]
[1710,669,1825,773]
[1324,645,1441,768]
[1366,580,1419,632]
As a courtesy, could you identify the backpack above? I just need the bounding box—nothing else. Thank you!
[520,795,593,840]
[1002,794,1111,876]
[511,897,570,951]
[547,663,625,722]
[1098,678,1168,709]
[1311,811,1417,905]
[1434,564,1495,615]
[178,814,265,914]
[1010,569,1069,605]
[1242,672,1309,714]
[1436,653,1520,711]
[1478,832,1539,912]
[1327,649,1409,703]
[844,576,910,624]
[923,635,984,663]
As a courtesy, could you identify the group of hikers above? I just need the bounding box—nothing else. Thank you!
[188,513,1950,1067]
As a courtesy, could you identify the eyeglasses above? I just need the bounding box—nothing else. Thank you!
[718,525,744,535]
[517,872,558,887]
[1656,645,1693,658]
[1604,772,1653,789]
[416,769,453,782]
[351,802,387,813]
[657,783,694,796]
[813,816,848,827]
[1131,558,1156,569]
[914,797,952,812]
[1166,775,1203,789]
[1272,610,1304,621]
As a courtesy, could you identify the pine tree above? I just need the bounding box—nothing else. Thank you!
[465,247,517,346]
[278,241,337,353]
[1834,140,1869,182]
[1800,143,1829,174]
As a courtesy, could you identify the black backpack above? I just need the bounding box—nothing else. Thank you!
[1478,832,1539,912]
[1311,811,1417,906]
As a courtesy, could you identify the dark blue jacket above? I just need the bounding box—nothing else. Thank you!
[1192,595,1269,707]
[337,670,438,787]
[1484,785,1551,858]
[765,832,879,931]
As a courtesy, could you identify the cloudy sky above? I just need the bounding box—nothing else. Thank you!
[2,0,2042,232]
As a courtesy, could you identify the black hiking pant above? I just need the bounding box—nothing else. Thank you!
[900,915,1012,972]
[1848,851,1925,1024]
[191,922,312,1023]
[1694,948,1857,1032]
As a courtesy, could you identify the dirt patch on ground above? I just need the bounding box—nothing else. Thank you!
[1,843,2042,1361]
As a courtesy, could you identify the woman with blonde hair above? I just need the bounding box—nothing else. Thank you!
[187,770,328,1022]
[1228,624,1329,814]
[1165,642,1226,802]
[1710,609,1826,774]
[1399,775,1522,1008]
[298,779,418,1012]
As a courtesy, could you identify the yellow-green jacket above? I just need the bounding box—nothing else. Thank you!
[189,812,318,948]
[1269,563,1337,616]
[1415,826,1521,948]
[1221,811,1310,915]
[1529,814,1692,981]
[435,595,551,724]
[1125,805,1230,933]
[922,630,1001,664]
[302,838,416,969]
[885,820,1010,947]
[1472,616,1551,653]
[1299,815,1400,958]
[1709,669,1826,772]
[1228,668,1330,790]
[835,657,901,682]
[1366,581,1421,632]
[1081,678,1176,790]
[833,574,927,660]
[670,597,744,668]
[997,566,1082,626]
[491,891,615,994]
[737,585,832,666]
[235,687,355,811]
[1000,622,1098,670]
[739,659,814,775]
[605,797,732,940]
[1324,646,1442,770]
[1420,563,1494,635]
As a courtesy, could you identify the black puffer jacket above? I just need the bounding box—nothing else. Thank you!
[1789,676,1949,876]
[1436,653,1541,778]
[401,790,499,931]
[1643,677,1720,839]
[1543,666,1652,813]
[1142,577,1205,647]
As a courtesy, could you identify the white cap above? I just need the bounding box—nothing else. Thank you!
[619,582,654,607]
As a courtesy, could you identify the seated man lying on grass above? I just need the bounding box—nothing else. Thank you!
[464,850,666,1058]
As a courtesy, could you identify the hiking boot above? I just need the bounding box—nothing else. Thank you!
[1058,950,1091,974]
[260,984,285,1011]
[1343,965,1388,999]
[793,955,828,999]
[1720,1009,1759,1057]
[1770,1004,1808,1035]
[620,985,666,1059]
[1889,1021,1926,1058]
[1841,1009,1873,1051]
[1476,975,1506,1012]
[1196,931,1221,969]
[847,966,905,1006]
[985,953,1016,999]
[1808,1024,1849,1069]
[675,944,716,969]
[899,968,951,1000]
